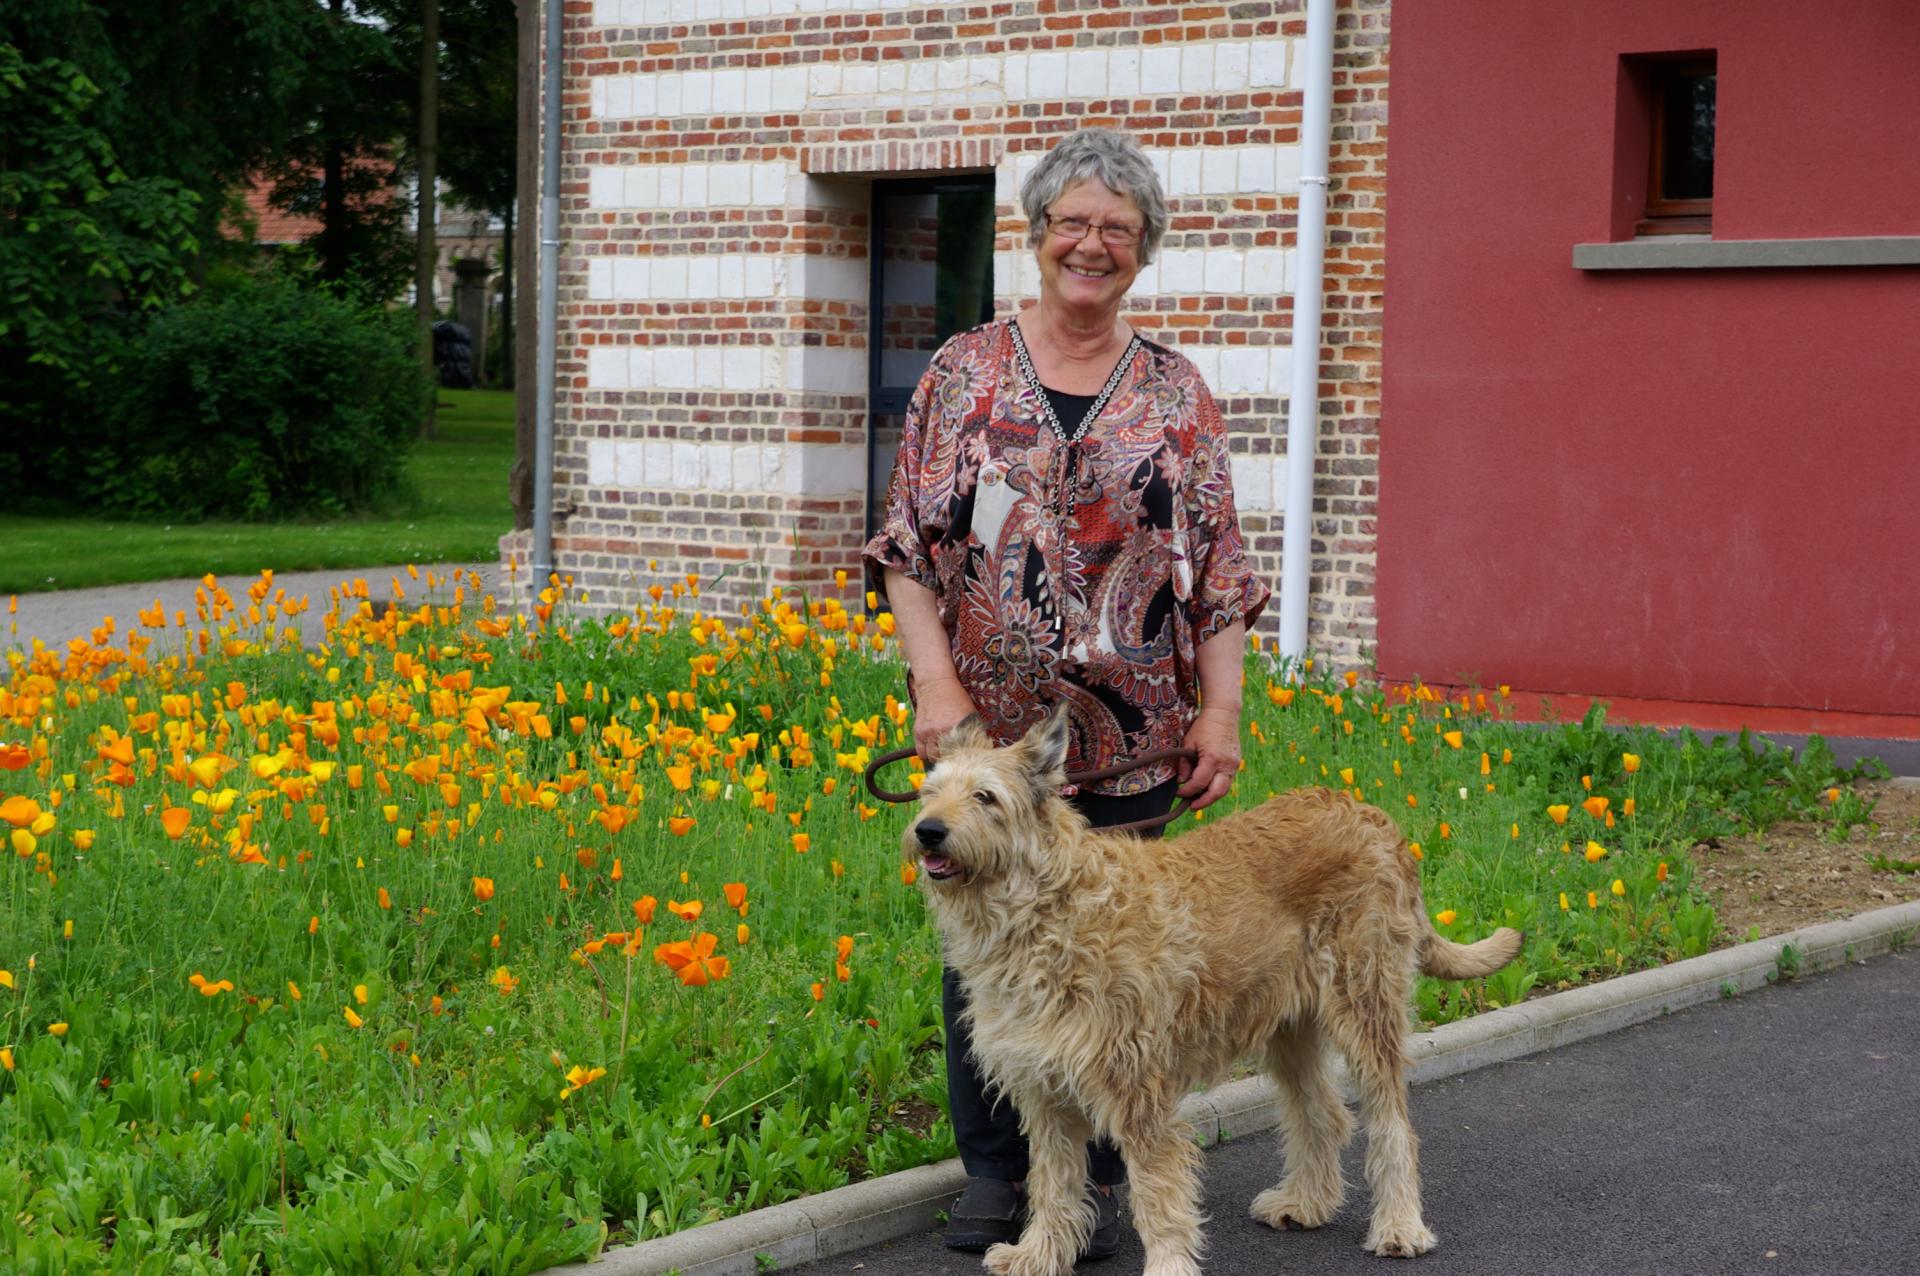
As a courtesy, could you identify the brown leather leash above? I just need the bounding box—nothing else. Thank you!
[862,744,1199,833]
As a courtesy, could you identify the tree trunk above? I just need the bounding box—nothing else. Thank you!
[510,0,539,530]
[416,0,441,438]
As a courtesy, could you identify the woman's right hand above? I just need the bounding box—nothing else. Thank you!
[911,677,979,764]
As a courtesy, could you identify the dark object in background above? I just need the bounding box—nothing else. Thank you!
[433,320,474,388]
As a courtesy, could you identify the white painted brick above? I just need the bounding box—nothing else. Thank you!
[970,57,999,91]
[657,73,683,117]
[1142,47,1180,94]
[718,255,745,298]
[629,347,654,388]
[653,257,689,299]
[878,62,906,93]
[1251,38,1288,88]
[616,442,646,489]
[642,0,668,20]
[745,68,771,113]
[1215,43,1250,92]
[1029,51,1065,95]
[1003,53,1027,100]
[613,258,647,299]
[1145,150,1171,191]
[688,257,719,298]
[842,63,877,98]
[588,347,627,389]
[587,440,616,486]
[681,166,708,207]
[723,347,762,390]
[937,57,966,90]
[624,166,659,209]
[670,0,694,20]
[695,347,723,390]
[1067,49,1105,98]
[589,167,624,209]
[1239,147,1276,192]
[809,63,841,97]
[907,58,936,93]
[1158,247,1203,293]
[745,255,776,299]
[1202,149,1238,194]
[590,78,607,119]
[657,167,682,207]
[673,443,701,489]
[709,164,750,207]
[644,441,671,484]
[752,163,785,205]
[1268,346,1292,392]
[1221,346,1267,395]
[1131,258,1159,296]
[1168,150,1202,197]
[654,346,695,387]
[1108,47,1140,99]
[631,74,658,116]
[1204,249,1243,293]
[994,251,1012,296]
[1245,248,1287,295]
[713,68,745,113]
[621,0,645,22]
[772,66,807,110]
[1272,145,1303,192]
[702,444,732,490]
[605,76,633,119]
[591,0,615,25]
[731,445,761,491]
[1180,46,1214,94]
[588,258,614,299]
[1230,454,1275,511]
[804,444,868,496]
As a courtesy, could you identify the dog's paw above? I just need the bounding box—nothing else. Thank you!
[1362,1219,1437,1258]
[1140,1255,1203,1276]
[982,1241,1070,1276]
[1251,1185,1339,1231]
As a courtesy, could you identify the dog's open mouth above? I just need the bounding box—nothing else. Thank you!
[920,853,963,882]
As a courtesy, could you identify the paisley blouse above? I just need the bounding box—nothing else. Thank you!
[863,317,1270,794]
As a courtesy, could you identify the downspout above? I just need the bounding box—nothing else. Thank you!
[1280,0,1335,668]
[531,0,563,588]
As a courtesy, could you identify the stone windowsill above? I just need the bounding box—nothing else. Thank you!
[1573,235,1920,271]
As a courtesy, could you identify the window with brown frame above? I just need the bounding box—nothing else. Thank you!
[1639,56,1716,236]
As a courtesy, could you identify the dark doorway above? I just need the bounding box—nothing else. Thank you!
[865,177,997,543]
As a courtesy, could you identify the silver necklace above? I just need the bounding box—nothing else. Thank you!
[1009,319,1139,445]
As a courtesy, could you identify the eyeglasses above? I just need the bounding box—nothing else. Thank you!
[1043,212,1144,248]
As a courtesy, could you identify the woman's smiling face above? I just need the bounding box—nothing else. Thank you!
[1035,178,1144,324]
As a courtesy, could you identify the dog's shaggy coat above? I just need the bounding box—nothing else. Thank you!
[908,710,1524,1276]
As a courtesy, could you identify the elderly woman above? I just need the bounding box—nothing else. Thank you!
[863,127,1270,1257]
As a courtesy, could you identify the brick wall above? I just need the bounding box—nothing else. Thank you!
[503,0,1389,669]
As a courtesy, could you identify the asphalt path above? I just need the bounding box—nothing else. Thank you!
[2,562,501,653]
[787,950,1920,1276]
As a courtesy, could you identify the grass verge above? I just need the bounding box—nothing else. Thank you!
[0,390,513,594]
[0,573,1877,1271]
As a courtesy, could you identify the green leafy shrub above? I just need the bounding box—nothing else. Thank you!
[85,274,429,519]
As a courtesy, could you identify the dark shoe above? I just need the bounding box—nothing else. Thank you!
[1080,1185,1122,1262]
[944,1176,1025,1252]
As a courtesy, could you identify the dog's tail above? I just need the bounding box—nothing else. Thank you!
[1419,923,1525,981]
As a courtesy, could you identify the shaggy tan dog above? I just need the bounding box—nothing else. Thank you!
[907,709,1524,1276]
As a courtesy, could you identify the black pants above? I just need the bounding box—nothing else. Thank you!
[943,778,1178,1187]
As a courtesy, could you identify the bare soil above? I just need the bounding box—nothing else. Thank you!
[1692,779,1920,943]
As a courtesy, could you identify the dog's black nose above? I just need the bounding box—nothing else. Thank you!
[915,819,948,850]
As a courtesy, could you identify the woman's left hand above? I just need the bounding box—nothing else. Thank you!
[1176,705,1242,812]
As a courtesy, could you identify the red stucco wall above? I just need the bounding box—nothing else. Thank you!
[1377,0,1920,719]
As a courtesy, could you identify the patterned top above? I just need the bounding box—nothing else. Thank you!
[863,317,1270,794]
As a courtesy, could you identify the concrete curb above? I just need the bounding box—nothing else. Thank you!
[554,899,1920,1275]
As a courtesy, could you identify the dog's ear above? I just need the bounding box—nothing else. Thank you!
[937,714,993,756]
[1014,704,1072,786]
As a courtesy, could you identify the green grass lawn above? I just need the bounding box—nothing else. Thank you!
[0,390,515,594]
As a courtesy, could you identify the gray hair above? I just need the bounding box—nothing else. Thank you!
[1019,129,1168,265]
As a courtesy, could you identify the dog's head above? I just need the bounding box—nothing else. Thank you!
[905,706,1072,891]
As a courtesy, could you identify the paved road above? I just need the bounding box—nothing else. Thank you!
[3,562,501,653]
[788,951,1920,1276]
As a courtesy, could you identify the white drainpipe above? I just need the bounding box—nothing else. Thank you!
[1280,0,1336,669]
[531,0,563,588]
